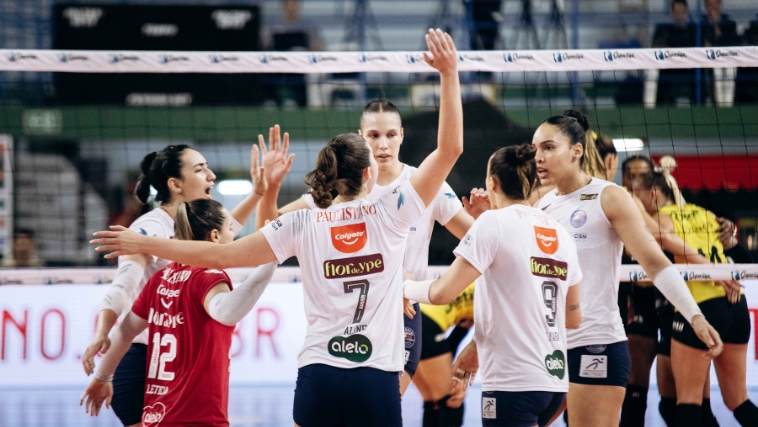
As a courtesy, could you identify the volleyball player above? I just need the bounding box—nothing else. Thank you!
[81,199,278,425]
[531,110,722,427]
[632,171,758,427]
[90,28,463,427]
[404,143,583,427]
[81,144,265,427]
[254,90,474,408]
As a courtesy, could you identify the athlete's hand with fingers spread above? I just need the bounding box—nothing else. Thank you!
[91,226,145,259]
[80,378,113,417]
[462,188,490,220]
[716,216,738,250]
[82,334,110,376]
[250,144,267,196]
[259,124,295,187]
[451,340,478,388]
[718,280,742,304]
[423,28,457,75]
[691,314,723,359]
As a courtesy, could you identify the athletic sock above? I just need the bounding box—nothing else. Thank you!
[440,401,464,427]
[676,403,703,427]
[423,401,441,427]
[702,398,720,427]
[620,384,649,427]
[733,400,758,426]
[660,397,677,426]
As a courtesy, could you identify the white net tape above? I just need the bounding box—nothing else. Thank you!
[0,46,756,73]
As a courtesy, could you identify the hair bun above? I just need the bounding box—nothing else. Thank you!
[513,143,537,162]
[140,151,158,176]
[562,109,590,132]
[658,155,677,175]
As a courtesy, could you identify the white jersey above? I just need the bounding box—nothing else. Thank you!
[262,180,425,371]
[454,205,582,392]
[537,179,626,348]
[305,164,462,281]
[117,207,243,345]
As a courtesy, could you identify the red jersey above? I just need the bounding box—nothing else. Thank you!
[131,262,234,427]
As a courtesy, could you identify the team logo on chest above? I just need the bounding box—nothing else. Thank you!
[534,226,559,255]
[570,209,588,228]
[330,223,368,253]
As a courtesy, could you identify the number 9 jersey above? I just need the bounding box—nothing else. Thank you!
[130,262,235,427]
[261,180,425,373]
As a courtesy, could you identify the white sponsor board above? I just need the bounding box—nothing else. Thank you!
[1,275,757,388]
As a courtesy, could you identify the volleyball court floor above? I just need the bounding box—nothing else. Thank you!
[0,383,753,426]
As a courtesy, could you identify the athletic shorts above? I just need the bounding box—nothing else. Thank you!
[481,391,566,427]
[567,341,630,387]
[656,291,674,357]
[293,364,402,427]
[625,285,659,339]
[111,343,146,426]
[404,303,422,377]
[420,312,450,361]
[672,296,751,350]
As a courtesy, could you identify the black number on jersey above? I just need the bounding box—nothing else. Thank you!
[697,246,723,264]
[542,281,558,327]
[344,279,370,324]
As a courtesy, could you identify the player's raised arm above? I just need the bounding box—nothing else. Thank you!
[408,29,463,207]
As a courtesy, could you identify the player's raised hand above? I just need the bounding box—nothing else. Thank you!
[250,144,267,197]
[424,28,457,76]
[258,124,295,187]
[91,226,144,259]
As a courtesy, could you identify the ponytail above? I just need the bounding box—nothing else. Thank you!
[581,131,608,180]
[304,134,371,209]
[173,199,226,241]
[659,155,685,209]
[134,144,190,205]
[489,143,538,200]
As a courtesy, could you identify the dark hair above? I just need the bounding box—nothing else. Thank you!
[135,145,191,204]
[543,110,608,178]
[671,0,688,9]
[489,143,538,200]
[14,228,35,238]
[304,134,371,209]
[621,154,655,175]
[636,172,676,203]
[360,98,401,126]
[595,133,617,160]
[174,199,226,241]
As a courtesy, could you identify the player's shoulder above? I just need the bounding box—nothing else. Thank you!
[129,209,173,236]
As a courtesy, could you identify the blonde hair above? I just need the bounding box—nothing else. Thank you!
[658,155,685,209]
[581,131,609,180]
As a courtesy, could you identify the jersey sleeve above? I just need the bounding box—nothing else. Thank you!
[190,268,233,306]
[130,272,159,320]
[128,216,172,265]
[259,210,305,264]
[378,180,425,232]
[452,211,500,274]
[432,181,463,226]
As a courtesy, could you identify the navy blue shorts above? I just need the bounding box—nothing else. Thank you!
[673,296,751,350]
[111,343,146,426]
[404,303,421,377]
[481,391,565,427]
[293,364,402,427]
[567,341,630,387]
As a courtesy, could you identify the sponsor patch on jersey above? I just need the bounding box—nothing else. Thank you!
[142,402,166,426]
[530,257,568,281]
[323,253,384,279]
[579,355,608,378]
[544,350,566,379]
[445,192,457,199]
[482,396,497,419]
[570,209,588,228]
[328,334,372,362]
[534,226,559,255]
[580,193,598,201]
[330,223,368,253]
[404,327,416,348]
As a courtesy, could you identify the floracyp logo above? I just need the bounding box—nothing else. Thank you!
[545,350,566,379]
[329,334,372,362]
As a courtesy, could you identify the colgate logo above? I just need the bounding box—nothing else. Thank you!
[142,402,166,426]
[534,226,559,255]
[330,223,368,253]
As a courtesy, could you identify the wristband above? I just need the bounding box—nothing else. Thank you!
[653,265,702,324]
[403,279,434,305]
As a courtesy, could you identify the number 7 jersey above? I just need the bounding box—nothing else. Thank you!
[261,180,426,372]
[131,262,235,427]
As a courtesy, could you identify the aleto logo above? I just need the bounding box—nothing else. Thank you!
[323,253,384,279]
[142,402,166,426]
[328,334,372,362]
[534,226,559,255]
[330,223,368,253]
[544,350,566,379]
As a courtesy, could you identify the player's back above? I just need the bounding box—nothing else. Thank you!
[132,262,235,427]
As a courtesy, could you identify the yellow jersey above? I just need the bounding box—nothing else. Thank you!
[658,203,728,304]
[420,283,475,331]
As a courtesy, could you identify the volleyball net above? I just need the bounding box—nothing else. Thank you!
[0,46,756,267]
